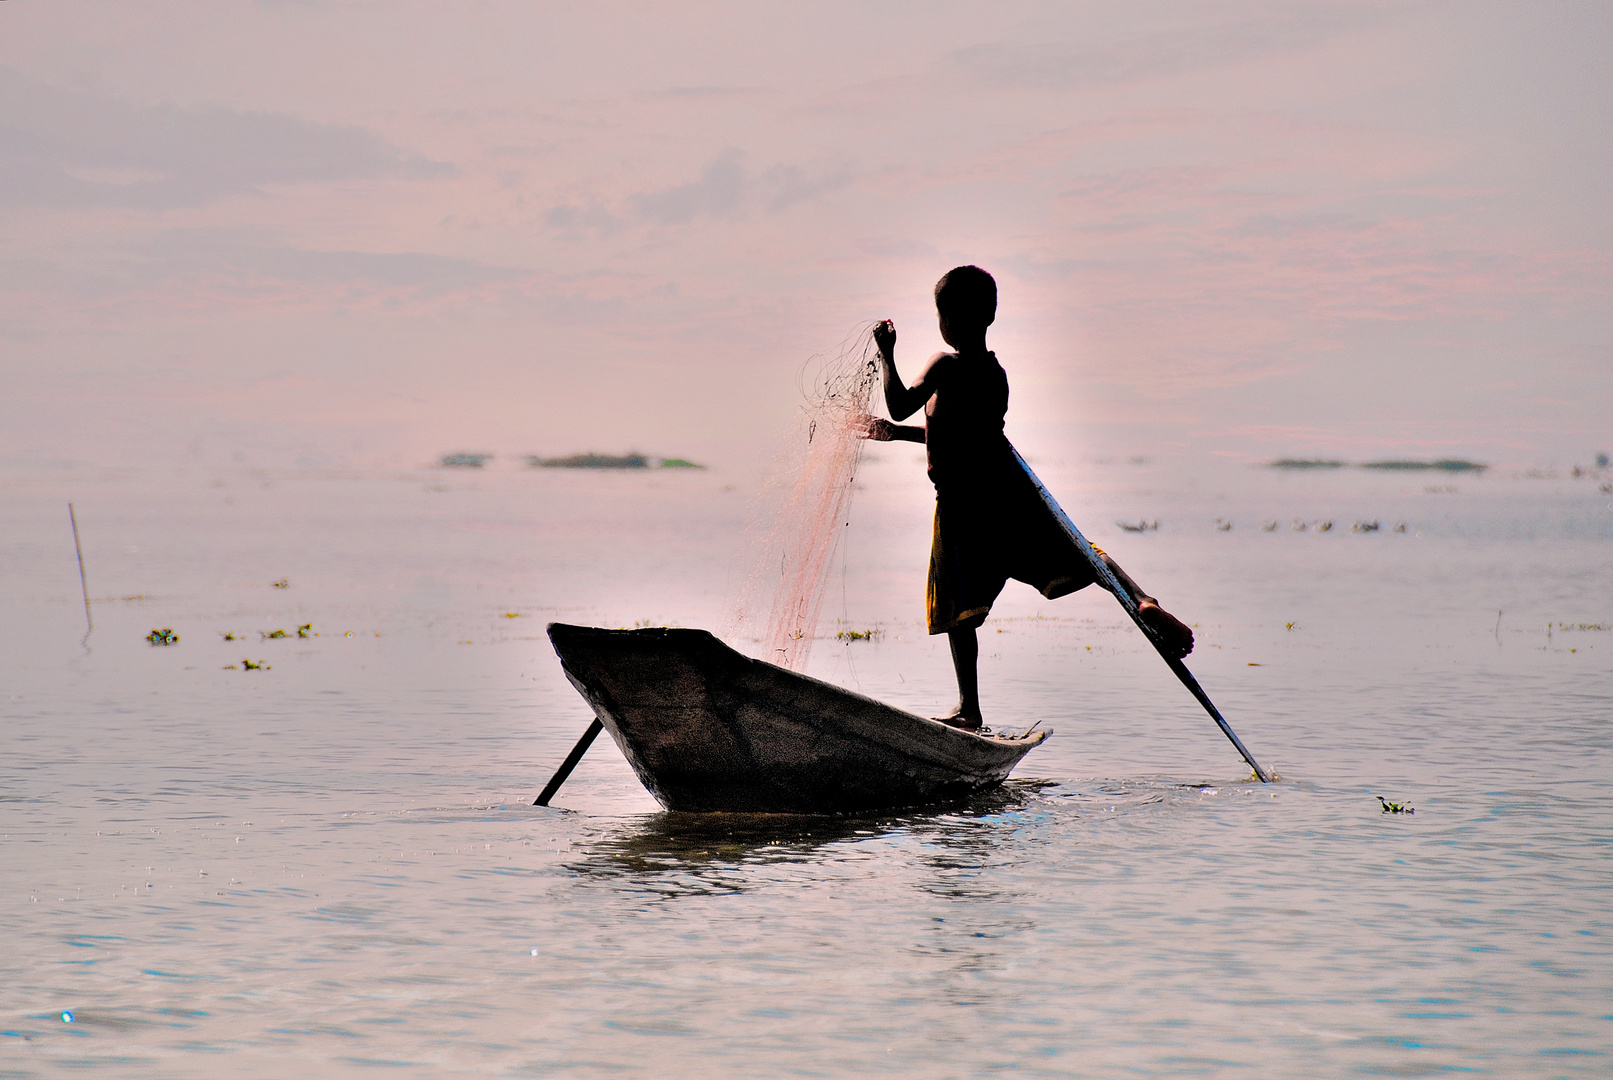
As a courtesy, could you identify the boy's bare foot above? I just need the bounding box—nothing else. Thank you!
[933,705,984,731]
[1138,599,1194,659]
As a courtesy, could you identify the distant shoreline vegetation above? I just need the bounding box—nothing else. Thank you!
[526,452,705,470]
[1270,458,1487,472]
[437,452,705,469]
[440,453,491,468]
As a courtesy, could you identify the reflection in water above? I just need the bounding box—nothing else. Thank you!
[566,780,1056,898]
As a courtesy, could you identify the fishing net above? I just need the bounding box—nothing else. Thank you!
[730,323,882,671]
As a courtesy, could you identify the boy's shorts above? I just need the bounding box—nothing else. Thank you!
[926,478,1103,635]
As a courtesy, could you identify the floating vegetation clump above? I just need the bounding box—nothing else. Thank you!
[271,578,289,589]
[535,452,648,469]
[262,629,287,640]
[1353,520,1381,533]
[1378,796,1414,814]
[1116,520,1159,533]
[1269,457,1486,472]
[441,453,491,468]
[528,452,704,470]
[146,628,178,646]
[1361,459,1486,472]
[297,623,313,638]
[835,629,882,642]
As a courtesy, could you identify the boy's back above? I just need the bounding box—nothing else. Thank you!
[922,351,1011,491]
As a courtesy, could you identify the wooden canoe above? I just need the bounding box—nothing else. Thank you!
[547,622,1048,813]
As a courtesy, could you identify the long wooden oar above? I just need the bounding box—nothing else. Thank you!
[534,718,603,806]
[1010,445,1272,782]
[69,503,93,639]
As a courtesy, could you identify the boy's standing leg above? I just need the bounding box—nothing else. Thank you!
[945,625,982,727]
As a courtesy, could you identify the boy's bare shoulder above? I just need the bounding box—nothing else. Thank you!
[916,350,957,384]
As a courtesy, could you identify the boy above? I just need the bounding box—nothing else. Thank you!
[861,266,1195,730]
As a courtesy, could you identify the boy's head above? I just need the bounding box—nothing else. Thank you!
[933,265,997,335]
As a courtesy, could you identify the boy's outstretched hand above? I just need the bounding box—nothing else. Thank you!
[1137,599,1194,659]
[856,414,895,441]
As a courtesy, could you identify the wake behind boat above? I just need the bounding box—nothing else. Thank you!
[546,623,1047,813]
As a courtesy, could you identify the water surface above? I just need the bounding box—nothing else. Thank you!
[3,459,1610,1076]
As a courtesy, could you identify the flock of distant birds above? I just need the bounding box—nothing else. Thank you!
[1116,518,1408,534]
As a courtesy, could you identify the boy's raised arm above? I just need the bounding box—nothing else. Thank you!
[874,320,934,421]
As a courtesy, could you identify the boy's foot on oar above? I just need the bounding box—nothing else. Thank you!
[1138,599,1194,659]
[933,705,984,732]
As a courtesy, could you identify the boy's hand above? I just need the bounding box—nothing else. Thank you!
[1137,599,1194,659]
[856,414,895,441]
[873,319,896,357]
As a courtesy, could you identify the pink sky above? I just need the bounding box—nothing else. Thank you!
[2,1,1608,470]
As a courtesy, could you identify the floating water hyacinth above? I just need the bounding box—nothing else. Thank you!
[146,628,178,646]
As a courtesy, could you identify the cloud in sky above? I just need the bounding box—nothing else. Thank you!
[0,2,1608,470]
[0,67,452,209]
[546,150,856,233]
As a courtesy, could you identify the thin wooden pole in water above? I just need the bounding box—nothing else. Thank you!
[1009,446,1272,783]
[69,503,92,636]
[535,718,603,806]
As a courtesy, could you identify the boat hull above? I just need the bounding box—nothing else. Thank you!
[546,623,1047,813]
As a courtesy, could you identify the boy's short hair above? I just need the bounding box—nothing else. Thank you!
[934,265,997,329]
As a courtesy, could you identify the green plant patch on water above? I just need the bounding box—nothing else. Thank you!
[1378,796,1414,814]
[146,628,179,646]
[1361,459,1487,472]
[835,629,882,642]
[528,452,704,470]
[1269,457,1487,472]
[262,629,287,640]
[533,452,649,469]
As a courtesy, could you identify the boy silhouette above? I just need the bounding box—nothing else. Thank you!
[861,265,1194,730]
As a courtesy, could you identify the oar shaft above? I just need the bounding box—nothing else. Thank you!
[1009,446,1271,782]
[69,502,92,633]
[1164,656,1270,782]
[534,718,603,806]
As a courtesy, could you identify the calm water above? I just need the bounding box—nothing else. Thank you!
[3,457,1610,1077]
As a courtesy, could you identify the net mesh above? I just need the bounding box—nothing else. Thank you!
[731,323,881,671]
